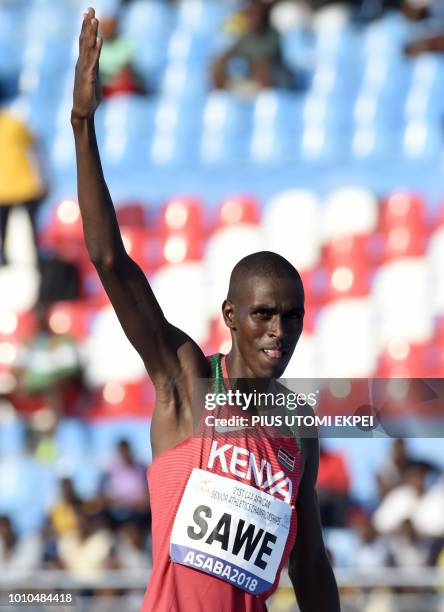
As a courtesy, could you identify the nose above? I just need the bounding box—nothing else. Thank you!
[268,314,284,339]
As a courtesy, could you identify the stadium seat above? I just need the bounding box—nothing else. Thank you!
[373,257,433,347]
[83,306,146,387]
[200,91,252,164]
[54,418,89,463]
[151,96,203,165]
[316,298,377,377]
[380,192,426,260]
[249,91,301,163]
[47,300,96,342]
[89,418,152,467]
[377,342,428,378]
[116,202,148,227]
[0,410,26,457]
[151,261,209,344]
[427,225,444,317]
[322,187,378,243]
[0,309,37,343]
[263,189,321,273]
[0,265,40,312]
[156,196,205,265]
[120,227,151,268]
[205,198,263,317]
[284,331,318,378]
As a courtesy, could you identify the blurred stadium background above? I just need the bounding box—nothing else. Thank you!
[1,0,444,610]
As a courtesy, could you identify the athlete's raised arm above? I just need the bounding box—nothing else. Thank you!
[71,9,209,423]
[288,436,341,611]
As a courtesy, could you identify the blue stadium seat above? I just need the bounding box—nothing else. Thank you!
[249,91,303,163]
[89,418,152,467]
[55,418,89,463]
[200,91,252,164]
[0,418,26,457]
[122,0,173,87]
[176,0,234,35]
[0,456,56,534]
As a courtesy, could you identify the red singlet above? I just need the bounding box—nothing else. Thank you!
[142,354,303,612]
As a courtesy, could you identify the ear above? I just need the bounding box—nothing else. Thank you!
[222,299,236,330]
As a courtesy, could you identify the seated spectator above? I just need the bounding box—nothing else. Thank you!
[99,439,149,527]
[212,1,292,94]
[373,464,427,534]
[0,515,42,573]
[376,438,410,499]
[316,444,351,527]
[15,302,83,418]
[99,14,147,98]
[116,522,151,569]
[388,519,431,567]
[349,512,391,569]
[50,477,82,536]
[57,510,113,579]
[403,0,444,55]
[0,81,47,266]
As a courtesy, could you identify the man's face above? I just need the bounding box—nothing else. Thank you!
[224,275,304,378]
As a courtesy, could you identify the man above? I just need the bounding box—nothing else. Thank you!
[0,81,47,265]
[72,8,340,611]
[212,1,290,93]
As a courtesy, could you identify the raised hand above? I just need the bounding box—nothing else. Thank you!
[72,7,103,121]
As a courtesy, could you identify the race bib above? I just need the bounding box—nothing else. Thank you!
[170,468,292,595]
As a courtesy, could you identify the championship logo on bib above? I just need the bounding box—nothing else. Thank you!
[170,469,292,595]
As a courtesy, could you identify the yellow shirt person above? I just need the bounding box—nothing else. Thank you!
[0,110,46,264]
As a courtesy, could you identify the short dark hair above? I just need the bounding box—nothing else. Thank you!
[227,251,303,302]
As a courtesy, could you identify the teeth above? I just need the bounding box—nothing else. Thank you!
[264,349,282,358]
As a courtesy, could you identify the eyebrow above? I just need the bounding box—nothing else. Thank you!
[250,305,305,315]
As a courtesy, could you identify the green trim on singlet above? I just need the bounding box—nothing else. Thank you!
[209,353,228,395]
[209,353,301,452]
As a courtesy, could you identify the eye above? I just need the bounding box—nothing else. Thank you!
[288,311,304,320]
[254,310,272,320]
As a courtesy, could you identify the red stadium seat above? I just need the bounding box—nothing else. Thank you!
[377,341,428,377]
[120,227,151,268]
[88,380,154,418]
[214,195,260,230]
[47,300,97,342]
[116,202,147,227]
[325,260,370,301]
[39,199,84,257]
[156,197,205,265]
[0,309,38,343]
[323,234,371,269]
[380,192,427,260]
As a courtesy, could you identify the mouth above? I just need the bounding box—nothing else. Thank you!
[261,348,285,361]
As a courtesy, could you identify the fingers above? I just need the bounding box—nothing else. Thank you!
[79,7,99,50]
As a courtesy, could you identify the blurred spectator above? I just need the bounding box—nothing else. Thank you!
[388,519,431,567]
[316,444,351,527]
[57,510,113,579]
[0,82,47,266]
[99,15,147,98]
[349,512,391,569]
[0,515,42,572]
[116,523,151,569]
[99,439,149,528]
[50,477,82,537]
[212,1,292,94]
[376,438,410,499]
[373,464,427,534]
[403,0,444,56]
[15,303,83,417]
